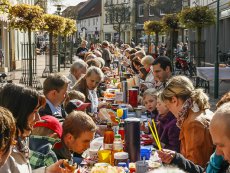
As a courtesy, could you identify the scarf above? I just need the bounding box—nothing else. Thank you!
[176,98,200,128]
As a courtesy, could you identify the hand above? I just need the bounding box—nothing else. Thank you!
[45,160,74,173]
[157,149,176,164]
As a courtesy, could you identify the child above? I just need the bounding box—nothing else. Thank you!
[156,97,180,152]
[142,88,158,121]
[29,115,62,169]
[64,90,89,114]
[141,89,158,133]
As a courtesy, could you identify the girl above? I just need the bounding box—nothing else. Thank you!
[141,89,158,133]
[156,97,180,152]
[73,66,104,114]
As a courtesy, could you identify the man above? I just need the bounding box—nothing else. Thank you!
[67,59,88,89]
[39,74,69,119]
[76,40,88,60]
[101,41,112,67]
[152,56,172,90]
[53,111,97,164]
[158,102,230,173]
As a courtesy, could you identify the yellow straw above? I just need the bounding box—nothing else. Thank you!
[152,120,162,151]
[148,122,161,150]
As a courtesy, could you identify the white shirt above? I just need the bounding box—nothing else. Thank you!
[88,89,98,113]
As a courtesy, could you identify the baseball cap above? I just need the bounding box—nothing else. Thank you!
[34,115,62,138]
[65,99,91,114]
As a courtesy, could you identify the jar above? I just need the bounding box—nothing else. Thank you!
[114,152,129,166]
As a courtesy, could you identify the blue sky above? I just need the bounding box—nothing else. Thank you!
[48,0,86,14]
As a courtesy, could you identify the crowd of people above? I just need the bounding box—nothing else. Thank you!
[0,39,229,173]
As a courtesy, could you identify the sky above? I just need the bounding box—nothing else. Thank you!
[48,0,86,14]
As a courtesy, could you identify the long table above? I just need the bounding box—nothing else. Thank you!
[196,67,230,92]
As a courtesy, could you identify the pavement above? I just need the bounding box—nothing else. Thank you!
[10,54,230,111]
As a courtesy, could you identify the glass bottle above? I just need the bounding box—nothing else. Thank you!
[103,122,114,150]
[118,121,125,141]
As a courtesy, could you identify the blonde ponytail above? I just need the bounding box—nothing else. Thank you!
[191,89,210,110]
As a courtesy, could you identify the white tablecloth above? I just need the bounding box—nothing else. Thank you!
[196,67,230,81]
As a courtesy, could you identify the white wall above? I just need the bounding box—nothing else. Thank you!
[77,16,101,41]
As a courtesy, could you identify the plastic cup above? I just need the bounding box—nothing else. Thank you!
[135,161,148,173]
[89,149,98,161]
[98,150,111,164]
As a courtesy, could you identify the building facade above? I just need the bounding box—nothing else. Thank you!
[77,0,102,43]
[101,0,135,44]
[189,0,230,64]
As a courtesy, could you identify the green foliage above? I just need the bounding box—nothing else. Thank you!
[42,14,65,35]
[144,20,164,35]
[162,13,180,30]
[105,4,130,24]
[62,18,77,36]
[8,4,44,31]
[179,6,215,29]
[0,0,11,14]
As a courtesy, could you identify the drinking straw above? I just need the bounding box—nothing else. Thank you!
[148,122,161,150]
[152,120,162,151]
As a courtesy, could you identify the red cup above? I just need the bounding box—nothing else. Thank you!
[128,89,138,108]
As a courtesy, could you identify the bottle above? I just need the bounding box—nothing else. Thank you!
[103,122,114,150]
[118,122,125,141]
[112,134,123,165]
[118,162,129,173]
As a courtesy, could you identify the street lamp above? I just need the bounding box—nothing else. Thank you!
[214,0,220,98]
[54,4,64,72]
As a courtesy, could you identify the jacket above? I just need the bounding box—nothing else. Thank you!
[180,110,214,167]
[102,48,112,67]
[39,103,66,120]
[29,135,59,169]
[157,112,180,152]
[171,152,230,173]
[0,140,46,173]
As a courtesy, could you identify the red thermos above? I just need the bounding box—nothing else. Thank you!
[128,89,138,108]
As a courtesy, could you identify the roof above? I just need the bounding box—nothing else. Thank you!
[61,1,87,18]
[78,0,101,20]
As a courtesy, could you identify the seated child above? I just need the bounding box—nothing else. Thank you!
[156,97,180,152]
[141,88,158,133]
[29,115,62,169]
[64,90,89,114]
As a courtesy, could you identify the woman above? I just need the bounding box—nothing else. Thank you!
[73,66,104,114]
[0,83,68,173]
[158,75,214,167]
[140,55,155,90]
[0,107,16,168]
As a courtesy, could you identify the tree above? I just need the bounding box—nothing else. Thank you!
[61,18,77,64]
[179,6,215,66]
[145,0,182,14]
[8,4,44,86]
[144,20,164,54]
[162,13,180,59]
[0,0,10,14]
[42,14,65,73]
[105,4,130,44]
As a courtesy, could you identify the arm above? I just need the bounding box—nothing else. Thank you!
[171,152,205,173]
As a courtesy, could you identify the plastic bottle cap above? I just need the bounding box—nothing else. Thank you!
[114,134,121,139]
[118,162,127,167]
[114,152,129,159]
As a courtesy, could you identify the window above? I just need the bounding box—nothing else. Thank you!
[93,18,95,25]
[160,10,165,16]
[149,6,154,16]
[139,4,144,17]
[88,19,90,26]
